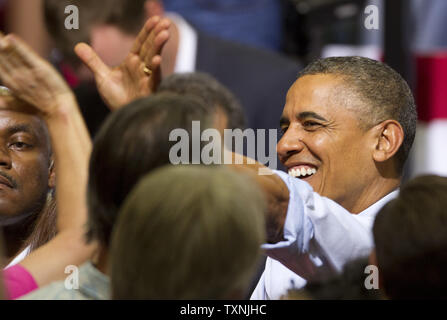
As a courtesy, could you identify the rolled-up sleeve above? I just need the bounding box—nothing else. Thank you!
[262,170,374,278]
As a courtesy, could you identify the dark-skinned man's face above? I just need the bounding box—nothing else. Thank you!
[277,74,375,208]
[0,97,53,225]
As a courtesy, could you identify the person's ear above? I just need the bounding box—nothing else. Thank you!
[144,0,164,19]
[371,120,404,164]
[48,157,56,189]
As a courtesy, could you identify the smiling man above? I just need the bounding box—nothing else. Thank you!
[0,90,56,265]
[247,56,417,299]
[277,71,407,213]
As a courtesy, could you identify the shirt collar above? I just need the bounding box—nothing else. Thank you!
[358,189,399,217]
[165,12,197,73]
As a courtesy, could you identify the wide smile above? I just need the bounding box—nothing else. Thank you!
[287,165,317,179]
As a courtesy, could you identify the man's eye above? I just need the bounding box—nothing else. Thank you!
[10,142,32,150]
[303,121,321,128]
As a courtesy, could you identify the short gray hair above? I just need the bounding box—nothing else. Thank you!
[299,56,417,173]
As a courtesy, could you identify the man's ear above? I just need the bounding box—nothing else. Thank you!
[48,158,56,189]
[144,0,164,19]
[371,120,404,164]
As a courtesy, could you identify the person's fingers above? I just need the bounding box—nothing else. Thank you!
[74,42,110,79]
[139,77,150,94]
[0,36,21,70]
[0,35,65,91]
[149,55,162,70]
[148,55,162,92]
[0,37,26,90]
[0,59,18,91]
[154,18,171,35]
[140,29,169,67]
[139,18,170,62]
[0,33,75,117]
[1,34,39,68]
[143,30,169,67]
[0,49,17,75]
[124,54,145,83]
[131,16,160,54]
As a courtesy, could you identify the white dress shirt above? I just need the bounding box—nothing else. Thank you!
[165,13,197,73]
[251,170,399,300]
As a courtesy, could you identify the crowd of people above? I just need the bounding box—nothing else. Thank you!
[0,0,446,300]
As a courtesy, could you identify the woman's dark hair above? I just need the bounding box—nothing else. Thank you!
[86,93,212,247]
[373,175,447,299]
[22,192,57,252]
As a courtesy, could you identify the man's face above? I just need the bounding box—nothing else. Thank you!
[0,99,52,224]
[277,74,375,207]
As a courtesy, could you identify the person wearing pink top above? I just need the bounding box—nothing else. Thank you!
[3,264,38,299]
[0,16,168,299]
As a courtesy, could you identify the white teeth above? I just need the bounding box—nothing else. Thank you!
[288,167,317,178]
[292,169,300,177]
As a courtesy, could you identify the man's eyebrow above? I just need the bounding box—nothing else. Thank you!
[7,124,35,136]
[279,116,289,126]
[297,111,328,122]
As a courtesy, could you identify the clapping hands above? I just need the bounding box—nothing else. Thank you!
[0,32,75,118]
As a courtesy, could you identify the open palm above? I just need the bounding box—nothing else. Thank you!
[75,16,170,110]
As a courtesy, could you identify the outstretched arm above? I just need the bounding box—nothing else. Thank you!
[227,152,376,283]
[225,151,289,244]
[0,33,94,286]
[74,16,170,110]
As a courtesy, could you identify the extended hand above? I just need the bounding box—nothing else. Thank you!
[75,16,170,110]
[0,33,74,118]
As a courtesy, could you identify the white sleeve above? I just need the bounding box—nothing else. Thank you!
[262,170,374,278]
[250,271,267,300]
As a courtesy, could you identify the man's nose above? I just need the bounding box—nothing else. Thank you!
[0,147,12,169]
[277,128,305,158]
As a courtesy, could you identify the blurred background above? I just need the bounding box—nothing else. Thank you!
[0,0,445,179]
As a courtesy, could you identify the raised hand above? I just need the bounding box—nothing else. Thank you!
[75,16,170,111]
[0,33,74,118]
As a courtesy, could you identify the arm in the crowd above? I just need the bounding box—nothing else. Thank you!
[263,171,374,277]
[5,0,51,58]
[74,16,170,110]
[227,153,375,279]
[0,33,95,286]
[225,151,290,244]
